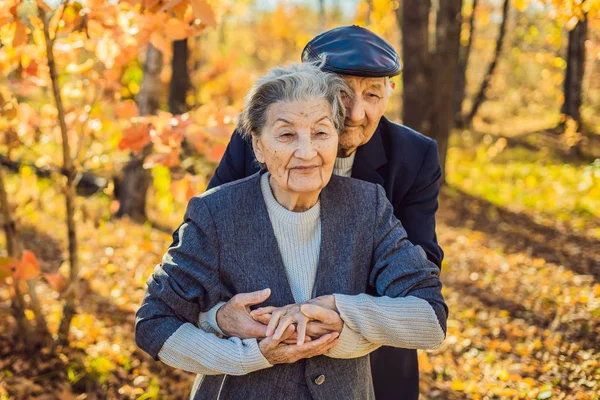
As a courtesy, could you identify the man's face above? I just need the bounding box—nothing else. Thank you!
[338,75,393,157]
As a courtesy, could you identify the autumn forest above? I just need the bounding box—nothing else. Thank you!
[0,0,599,399]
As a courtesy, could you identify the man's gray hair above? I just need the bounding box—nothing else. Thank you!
[238,62,350,138]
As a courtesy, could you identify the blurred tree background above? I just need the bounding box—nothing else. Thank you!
[0,0,599,399]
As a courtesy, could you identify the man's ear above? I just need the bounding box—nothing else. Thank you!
[252,136,265,164]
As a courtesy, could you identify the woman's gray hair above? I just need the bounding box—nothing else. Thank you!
[237,62,350,138]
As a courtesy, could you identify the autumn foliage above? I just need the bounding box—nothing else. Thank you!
[1,0,599,399]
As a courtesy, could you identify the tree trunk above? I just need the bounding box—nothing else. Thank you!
[169,39,190,115]
[319,0,326,32]
[365,0,372,25]
[454,0,477,127]
[465,0,510,126]
[39,5,79,345]
[0,166,36,349]
[400,0,432,137]
[561,12,587,126]
[430,0,463,181]
[116,44,163,222]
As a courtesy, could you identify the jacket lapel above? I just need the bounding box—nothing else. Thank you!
[351,120,388,186]
[232,171,296,306]
[312,180,350,297]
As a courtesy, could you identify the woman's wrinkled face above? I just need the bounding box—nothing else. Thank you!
[253,99,338,195]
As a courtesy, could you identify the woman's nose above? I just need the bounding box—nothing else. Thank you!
[294,137,318,160]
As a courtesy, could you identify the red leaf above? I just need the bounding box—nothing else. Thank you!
[119,124,151,153]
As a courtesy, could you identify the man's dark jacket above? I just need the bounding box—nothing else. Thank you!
[207,116,444,400]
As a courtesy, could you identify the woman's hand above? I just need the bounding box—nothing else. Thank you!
[251,302,343,345]
[259,325,340,365]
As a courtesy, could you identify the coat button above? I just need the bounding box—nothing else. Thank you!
[314,375,325,385]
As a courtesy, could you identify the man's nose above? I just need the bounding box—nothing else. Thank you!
[346,97,366,122]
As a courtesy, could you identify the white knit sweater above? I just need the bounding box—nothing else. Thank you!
[157,165,445,380]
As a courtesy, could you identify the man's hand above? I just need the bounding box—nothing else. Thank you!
[216,288,271,339]
[301,304,343,338]
[259,325,340,365]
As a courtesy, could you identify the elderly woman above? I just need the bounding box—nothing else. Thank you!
[135,63,447,400]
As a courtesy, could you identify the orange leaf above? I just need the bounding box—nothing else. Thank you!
[190,0,216,27]
[170,178,195,203]
[13,250,40,280]
[43,273,67,292]
[115,101,139,119]
[207,143,226,163]
[165,18,191,41]
[13,19,27,47]
[119,124,151,153]
[36,0,52,12]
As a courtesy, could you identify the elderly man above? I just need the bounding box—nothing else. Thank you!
[204,26,443,400]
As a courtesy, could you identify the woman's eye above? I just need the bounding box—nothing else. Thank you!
[367,93,381,99]
[280,132,294,138]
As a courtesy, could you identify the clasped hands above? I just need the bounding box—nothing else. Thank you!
[215,289,343,365]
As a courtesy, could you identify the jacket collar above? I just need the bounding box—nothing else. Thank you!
[351,117,388,186]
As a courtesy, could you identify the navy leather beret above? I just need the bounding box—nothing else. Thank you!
[301,25,402,77]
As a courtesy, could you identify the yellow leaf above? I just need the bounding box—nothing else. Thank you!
[25,309,35,320]
[566,15,580,31]
[191,0,216,27]
[66,58,95,74]
[451,380,467,391]
[515,0,527,12]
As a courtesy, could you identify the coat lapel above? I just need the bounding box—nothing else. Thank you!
[312,180,350,297]
[232,171,296,306]
[351,120,388,186]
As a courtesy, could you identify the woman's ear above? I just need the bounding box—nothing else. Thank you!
[252,136,265,164]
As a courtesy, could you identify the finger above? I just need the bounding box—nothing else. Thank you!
[234,288,271,308]
[296,316,308,346]
[272,325,295,345]
[266,310,284,337]
[305,322,331,338]
[251,306,278,316]
[301,304,339,324]
[243,320,269,338]
[251,313,271,325]
[304,332,340,357]
[273,315,295,340]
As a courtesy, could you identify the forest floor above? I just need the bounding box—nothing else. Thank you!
[0,122,598,400]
